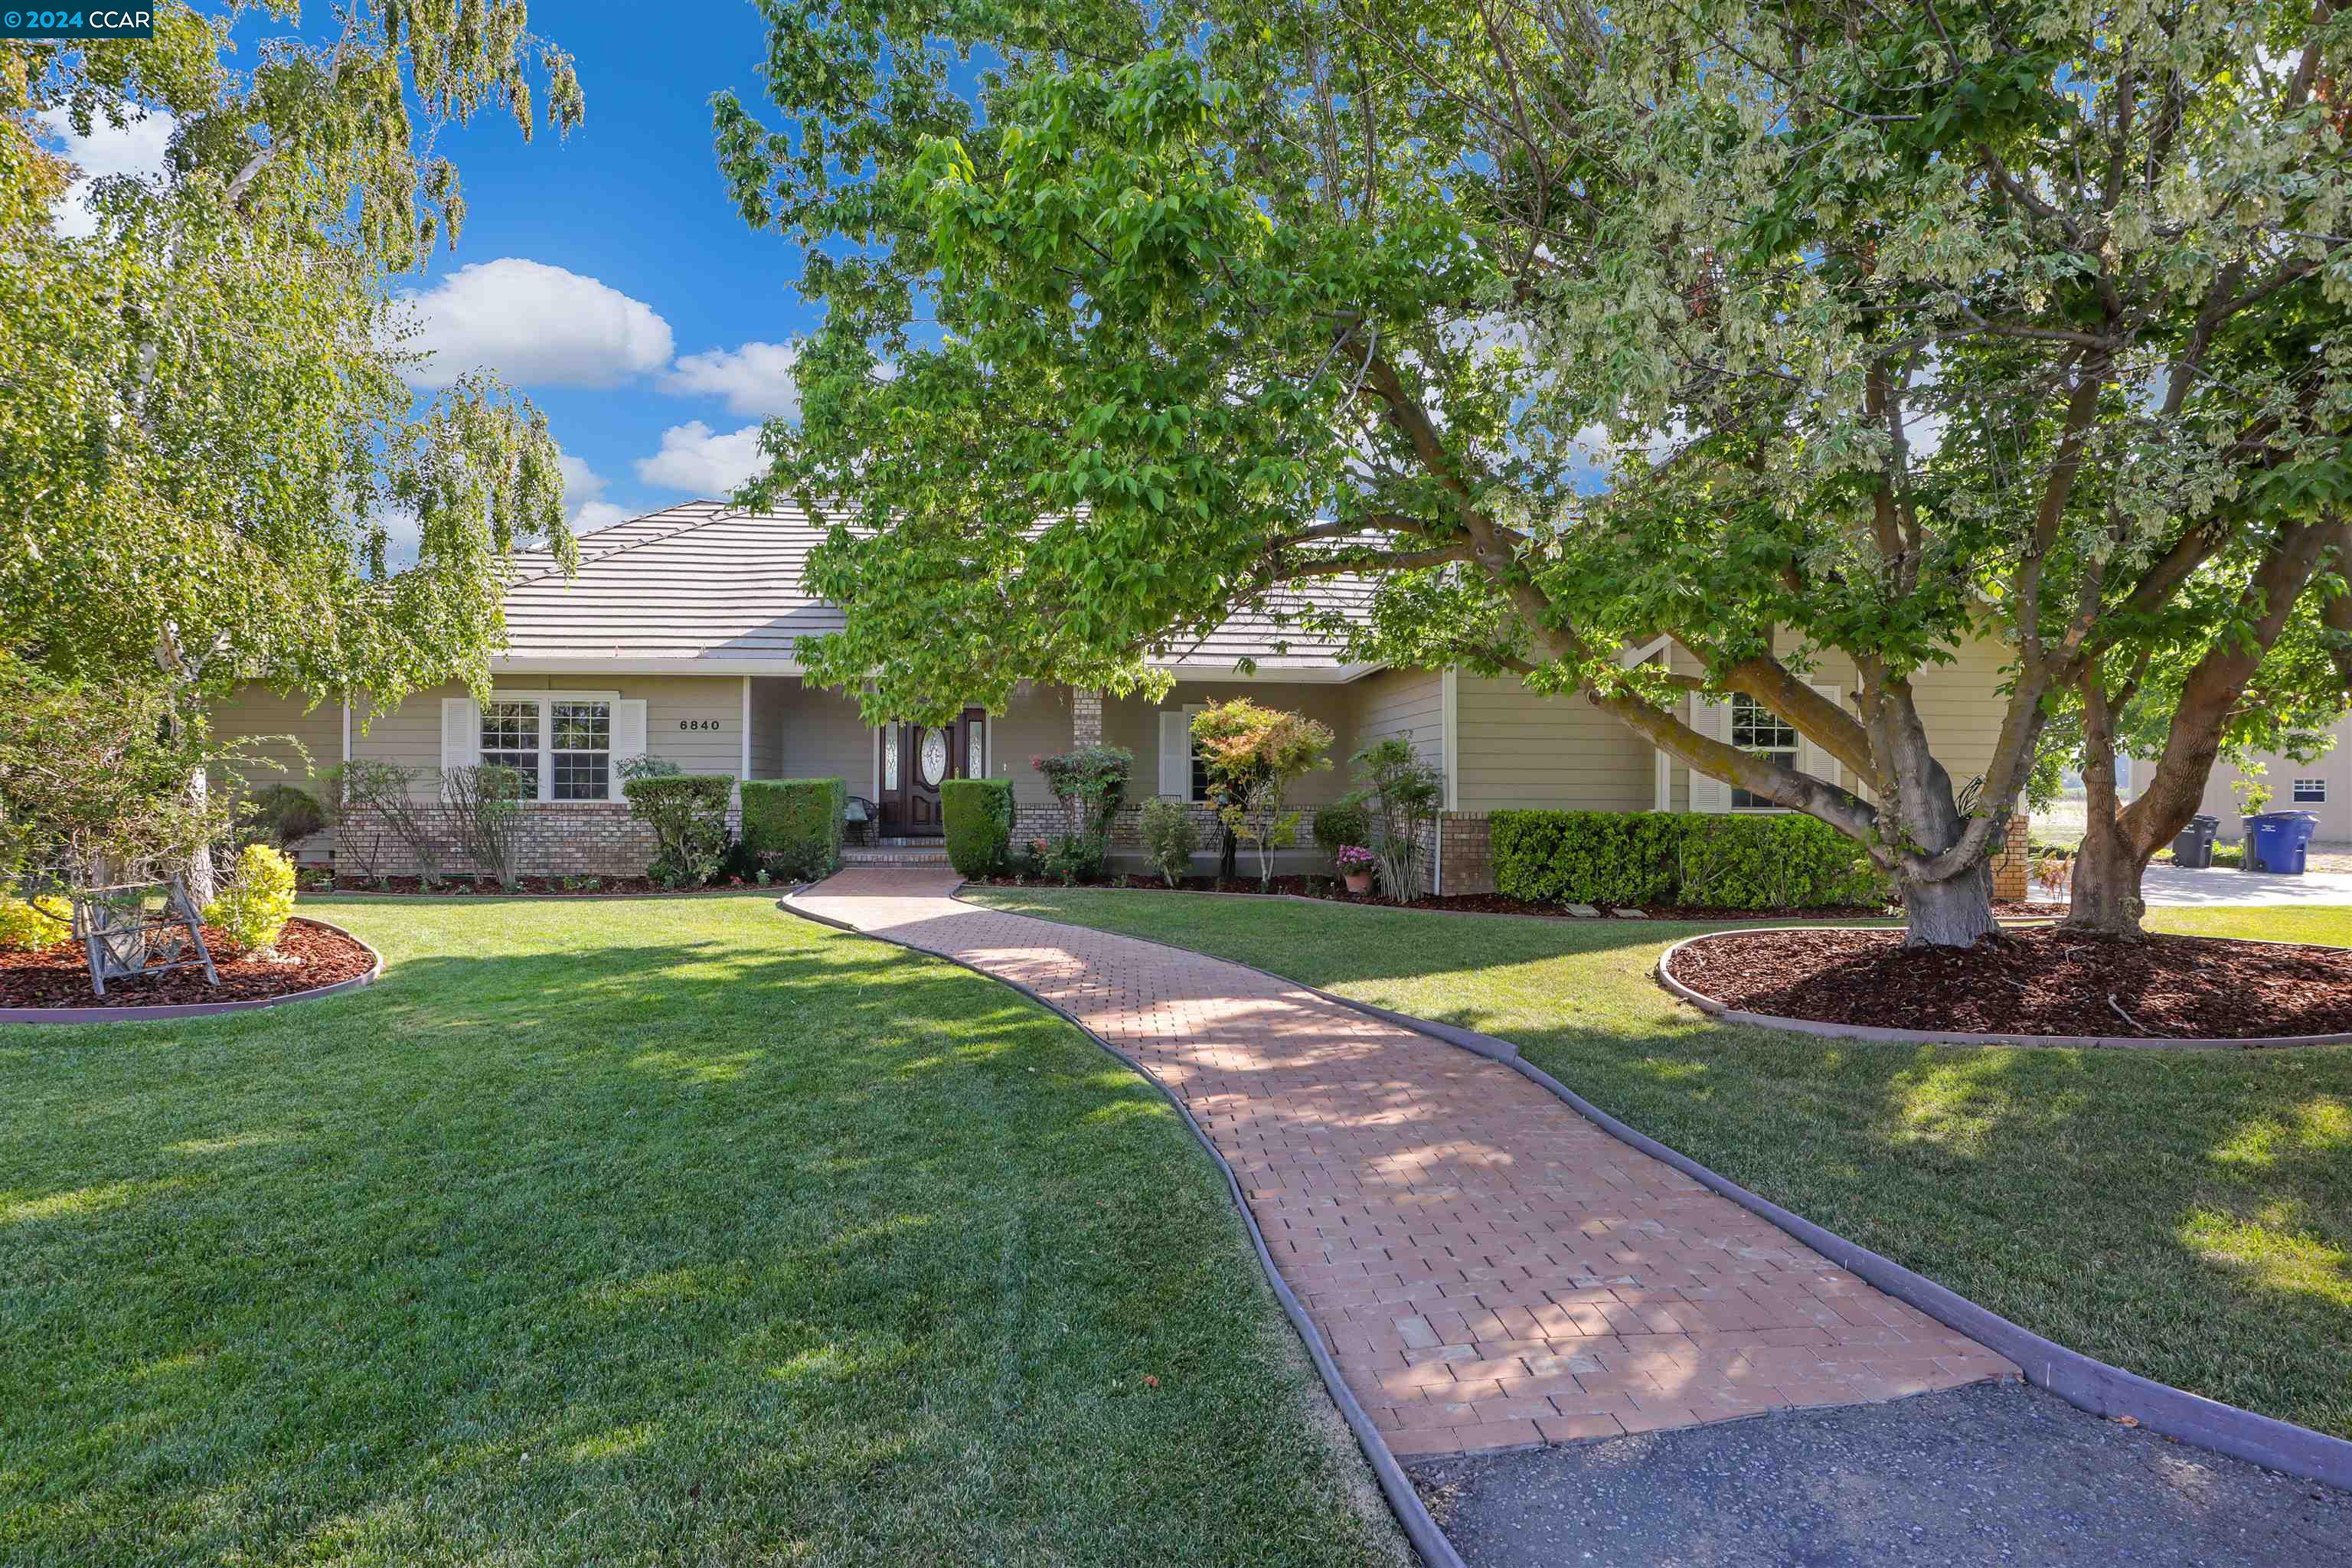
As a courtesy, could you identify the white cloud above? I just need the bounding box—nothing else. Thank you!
[634,420,766,495]
[659,341,802,418]
[571,501,632,532]
[557,452,635,534]
[37,106,175,237]
[397,259,674,389]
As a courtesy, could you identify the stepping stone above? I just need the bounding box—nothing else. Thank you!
[1566,903,1601,917]
[1612,908,1651,919]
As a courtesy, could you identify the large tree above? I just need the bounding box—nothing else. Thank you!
[722,0,2351,944]
[2,2,585,888]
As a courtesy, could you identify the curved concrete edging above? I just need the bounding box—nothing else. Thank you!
[1658,927,2352,1051]
[957,890,2352,1496]
[974,880,2065,928]
[0,918,384,1027]
[776,890,1467,1568]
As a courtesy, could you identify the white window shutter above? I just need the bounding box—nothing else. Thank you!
[610,699,648,801]
[1158,710,1191,798]
[440,697,480,773]
[1688,693,1732,813]
[1801,684,1839,786]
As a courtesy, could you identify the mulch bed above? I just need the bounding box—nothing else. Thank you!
[325,875,767,897]
[0,917,374,1011]
[972,874,2065,923]
[1666,924,2352,1040]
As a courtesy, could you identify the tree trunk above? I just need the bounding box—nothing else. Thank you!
[187,763,216,905]
[2066,677,2148,936]
[2067,818,2148,937]
[1866,671,2004,948]
[1900,860,2000,948]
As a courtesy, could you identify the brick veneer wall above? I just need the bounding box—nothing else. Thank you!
[1432,812,1494,895]
[1988,812,2032,901]
[334,802,743,879]
[1070,688,1103,747]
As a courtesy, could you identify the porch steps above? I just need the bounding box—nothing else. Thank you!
[841,845,954,867]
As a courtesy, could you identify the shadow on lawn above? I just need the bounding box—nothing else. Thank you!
[0,918,1362,1565]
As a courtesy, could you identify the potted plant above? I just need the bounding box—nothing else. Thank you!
[1335,844,1377,896]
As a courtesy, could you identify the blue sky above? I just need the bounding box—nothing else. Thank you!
[47,3,825,539]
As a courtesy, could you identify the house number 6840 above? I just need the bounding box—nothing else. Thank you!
[678,719,722,731]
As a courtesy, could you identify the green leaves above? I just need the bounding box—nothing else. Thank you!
[3,2,583,709]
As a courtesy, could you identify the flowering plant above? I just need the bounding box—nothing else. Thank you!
[1334,844,1377,873]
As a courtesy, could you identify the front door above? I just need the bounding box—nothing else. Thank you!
[880,707,985,837]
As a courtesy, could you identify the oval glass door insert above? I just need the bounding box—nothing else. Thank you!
[918,727,949,786]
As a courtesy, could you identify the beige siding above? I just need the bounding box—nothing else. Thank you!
[1455,676,1655,812]
[1105,681,1360,809]
[211,684,345,858]
[997,684,1079,807]
[770,679,874,788]
[352,675,748,795]
[1456,631,2017,814]
[2197,714,2352,841]
[1350,668,1445,769]
[214,685,343,793]
[748,678,789,779]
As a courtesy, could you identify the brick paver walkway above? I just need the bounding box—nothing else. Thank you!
[789,871,2019,1458]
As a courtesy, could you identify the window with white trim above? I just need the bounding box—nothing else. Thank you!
[550,702,612,800]
[482,696,612,802]
[1728,694,1798,811]
[481,701,542,799]
[2294,777,2326,803]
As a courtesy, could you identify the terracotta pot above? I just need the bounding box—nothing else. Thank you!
[1344,871,1373,895]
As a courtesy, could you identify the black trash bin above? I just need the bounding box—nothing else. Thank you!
[2171,813,2220,870]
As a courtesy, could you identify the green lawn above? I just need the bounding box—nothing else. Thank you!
[969,889,2352,1442]
[0,895,1410,1567]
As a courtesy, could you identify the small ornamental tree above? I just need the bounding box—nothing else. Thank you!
[1033,745,1133,867]
[442,764,527,890]
[1191,700,1332,890]
[620,764,735,888]
[1348,740,1443,903]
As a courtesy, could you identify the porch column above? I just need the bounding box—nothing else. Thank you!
[1070,688,1103,837]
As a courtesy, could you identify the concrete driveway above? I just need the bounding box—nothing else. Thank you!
[2138,864,2352,906]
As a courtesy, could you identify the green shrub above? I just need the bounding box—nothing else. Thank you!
[1310,801,1370,862]
[239,784,326,853]
[201,842,299,954]
[742,778,844,882]
[1677,814,1891,909]
[1491,810,1890,910]
[941,777,1014,877]
[1041,832,1106,886]
[0,892,72,952]
[1139,797,1200,886]
[622,771,736,888]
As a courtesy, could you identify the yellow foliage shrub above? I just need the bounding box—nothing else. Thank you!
[0,894,72,953]
[202,844,299,955]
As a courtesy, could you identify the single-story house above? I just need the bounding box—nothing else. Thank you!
[2194,711,2352,844]
[213,501,2031,892]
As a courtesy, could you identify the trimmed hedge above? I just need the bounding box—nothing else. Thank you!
[941,776,1014,877]
[743,777,845,882]
[1491,810,1892,910]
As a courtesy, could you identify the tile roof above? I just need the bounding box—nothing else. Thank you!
[495,501,1377,675]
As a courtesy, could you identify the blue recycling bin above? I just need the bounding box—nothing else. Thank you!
[2242,810,2320,874]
